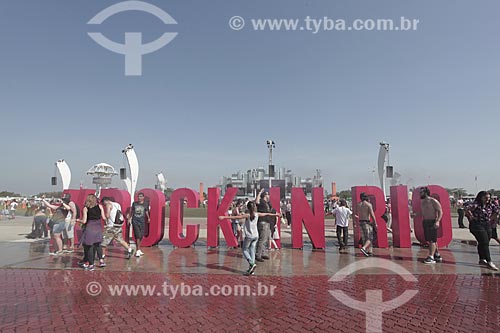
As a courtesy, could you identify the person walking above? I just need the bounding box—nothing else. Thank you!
[331,199,352,253]
[465,191,499,271]
[127,193,150,257]
[219,201,280,275]
[255,189,274,262]
[417,187,444,264]
[355,193,377,257]
[101,197,134,259]
[78,194,105,271]
[457,198,466,228]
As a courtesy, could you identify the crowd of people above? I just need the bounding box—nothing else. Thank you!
[0,199,19,220]
[331,188,499,270]
[9,187,500,273]
[24,193,150,271]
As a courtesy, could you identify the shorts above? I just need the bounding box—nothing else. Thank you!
[52,221,66,234]
[359,220,374,244]
[102,226,124,247]
[132,222,145,240]
[62,222,74,239]
[423,219,438,243]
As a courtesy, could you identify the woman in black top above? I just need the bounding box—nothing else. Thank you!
[78,194,105,271]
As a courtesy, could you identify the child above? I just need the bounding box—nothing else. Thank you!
[219,201,280,275]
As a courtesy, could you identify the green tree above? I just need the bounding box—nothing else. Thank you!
[0,191,21,197]
[446,188,468,198]
[337,190,352,200]
[36,191,63,198]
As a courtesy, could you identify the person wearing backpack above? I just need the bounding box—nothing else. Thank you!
[101,197,134,260]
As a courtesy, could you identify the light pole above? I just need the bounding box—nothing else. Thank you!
[267,140,275,189]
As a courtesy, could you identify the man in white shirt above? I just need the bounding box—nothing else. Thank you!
[101,197,134,260]
[9,200,18,220]
[331,199,352,253]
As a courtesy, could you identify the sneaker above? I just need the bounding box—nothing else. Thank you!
[98,260,106,268]
[479,259,488,267]
[63,249,74,254]
[249,263,257,274]
[127,248,135,259]
[136,250,144,256]
[84,265,95,271]
[77,260,87,267]
[423,256,436,264]
[360,248,370,257]
[135,251,141,257]
[255,257,264,262]
[261,255,270,260]
[487,262,499,271]
[434,256,443,263]
[49,251,62,256]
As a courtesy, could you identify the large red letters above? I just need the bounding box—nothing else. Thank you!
[291,187,325,249]
[169,188,200,248]
[66,184,453,248]
[206,187,238,247]
[390,185,412,248]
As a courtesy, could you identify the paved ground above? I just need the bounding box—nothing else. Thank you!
[1,217,499,332]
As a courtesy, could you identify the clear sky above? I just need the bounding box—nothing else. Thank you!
[1,0,499,195]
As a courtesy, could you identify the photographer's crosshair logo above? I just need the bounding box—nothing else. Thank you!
[87,1,178,76]
[329,258,418,333]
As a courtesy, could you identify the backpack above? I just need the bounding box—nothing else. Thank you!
[113,204,124,226]
[74,203,80,219]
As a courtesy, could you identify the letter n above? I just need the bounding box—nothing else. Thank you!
[291,187,325,249]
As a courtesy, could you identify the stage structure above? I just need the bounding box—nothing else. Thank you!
[86,163,118,198]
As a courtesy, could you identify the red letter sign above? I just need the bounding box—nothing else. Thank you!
[412,185,452,248]
[169,188,200,248]
[207,187,238,248]
[389,185,411,248]
[291,187,325,249]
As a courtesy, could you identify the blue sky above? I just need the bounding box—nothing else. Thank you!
[1,0,499,195]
